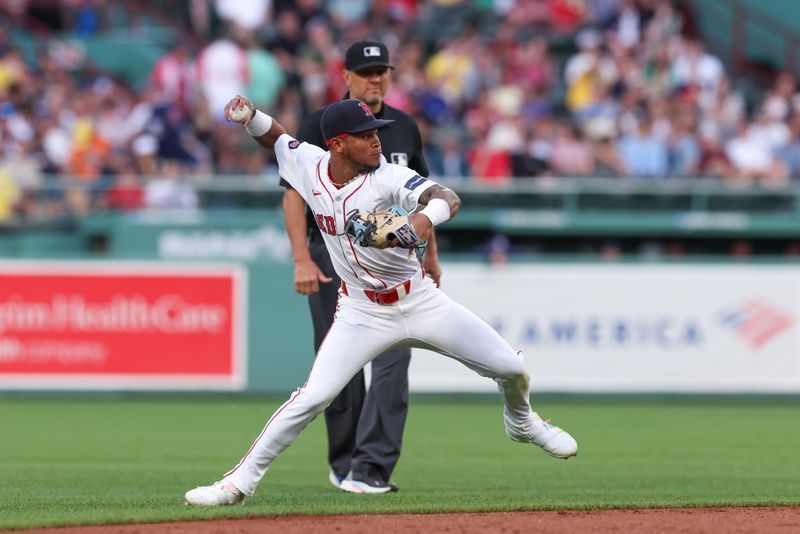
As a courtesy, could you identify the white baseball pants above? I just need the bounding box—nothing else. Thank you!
[225,274,540,495]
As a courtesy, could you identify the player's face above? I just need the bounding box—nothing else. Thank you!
[346,67,390,108]
[343,129,383,170]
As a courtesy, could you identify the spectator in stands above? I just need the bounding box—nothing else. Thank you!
[550,0,589,34]
[565,29,618,115]
[145,94,208,172]
[0,48,29,97]
[427,131,470,180]
[761,71,795,122]
[668,106,701,177]
[647,97,673,142]
[776,117,800,178]
[67,94,112,182]
[725,118,788,185]
[643,0,684,53]
[214,0,271,31]
[242,31,286,111]
[502,0,551,31]
[577,81,618,141]
[413,75,453,126]
[617,115,669,178]
[267,9,305,58]
[296,16,342,109]
[697,122,733,179]
[150,40,197,111]
[388,39,427,102]
[196,28,249,120]
[709,76,745,136]
[520,85,554,121]
[516,116,557,177]
[279,0,325,28]
[143,159,199,210]
[749,108,790,153]
[0,165,20,223]
[327,0,371,28]
[132,133,159,175]
[104,166,144,213]
[509,36,555,94]
[472,45,505,99]
[468,138,513,183]
[606,0,646,50]
[425,36,479,106]
[642,48,674,102]
[671,38,724,112]
[592,135,627,177]
[549,121,595,176]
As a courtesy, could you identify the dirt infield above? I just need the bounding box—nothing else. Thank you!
[11,507,800,534]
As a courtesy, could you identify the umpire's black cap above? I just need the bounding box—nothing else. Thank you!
[321,99,394,144]
[345,40,394,71]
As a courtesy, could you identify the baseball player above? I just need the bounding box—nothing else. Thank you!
[281,40,435,494]
[184,97,578,506]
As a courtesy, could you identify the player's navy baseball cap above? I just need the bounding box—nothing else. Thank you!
[321,99,394,144]
[345,40,394,72]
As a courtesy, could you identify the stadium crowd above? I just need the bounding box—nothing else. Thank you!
[1,0,800,224]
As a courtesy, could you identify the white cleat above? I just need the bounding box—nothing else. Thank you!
[329,470,344,490]
[532,418,578,459]
[184,480,245,506]
[339,477,398,494]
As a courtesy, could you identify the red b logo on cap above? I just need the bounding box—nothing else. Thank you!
[357,101,373,117]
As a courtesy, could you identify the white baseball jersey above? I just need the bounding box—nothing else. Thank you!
[275,133,432,290]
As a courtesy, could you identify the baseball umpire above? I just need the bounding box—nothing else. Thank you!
[280,40,440,493]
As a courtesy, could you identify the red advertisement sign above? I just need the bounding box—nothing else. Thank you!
[0,262,246,390]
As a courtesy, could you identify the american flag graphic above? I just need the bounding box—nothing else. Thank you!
[718,299,794,349]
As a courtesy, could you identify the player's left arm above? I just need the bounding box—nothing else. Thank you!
[408,118,442,284]
[409,184,460,243]
[422,225,441,286]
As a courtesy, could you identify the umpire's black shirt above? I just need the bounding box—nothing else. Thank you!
[280,98,429,241]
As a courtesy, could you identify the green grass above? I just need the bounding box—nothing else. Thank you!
[1,396,799,529]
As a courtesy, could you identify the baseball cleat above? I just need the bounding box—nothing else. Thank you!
[340,477,399,494]
[329,470,344,490]
[184,479,245,506]
[532,418,578,459]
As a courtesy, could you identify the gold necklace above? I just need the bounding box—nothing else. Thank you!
[328,163,360,187]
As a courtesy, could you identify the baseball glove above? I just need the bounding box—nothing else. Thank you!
[345,206,427,253]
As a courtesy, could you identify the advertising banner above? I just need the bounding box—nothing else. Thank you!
[0,262,247,390]
[409,264,800,393]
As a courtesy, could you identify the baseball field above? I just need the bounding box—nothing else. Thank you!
[1,395,799,532]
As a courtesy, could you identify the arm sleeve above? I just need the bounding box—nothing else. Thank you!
[389,167,436,214]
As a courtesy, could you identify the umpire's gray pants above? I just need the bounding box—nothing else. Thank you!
[308,238,410,484]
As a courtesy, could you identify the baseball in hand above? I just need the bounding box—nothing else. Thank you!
[229,104,252,123]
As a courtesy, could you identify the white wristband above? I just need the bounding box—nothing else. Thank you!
[245,110,273,137]
[419,198,451,226]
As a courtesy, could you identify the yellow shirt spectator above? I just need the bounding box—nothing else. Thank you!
[425,41,475,104]
[0,168,21,222]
